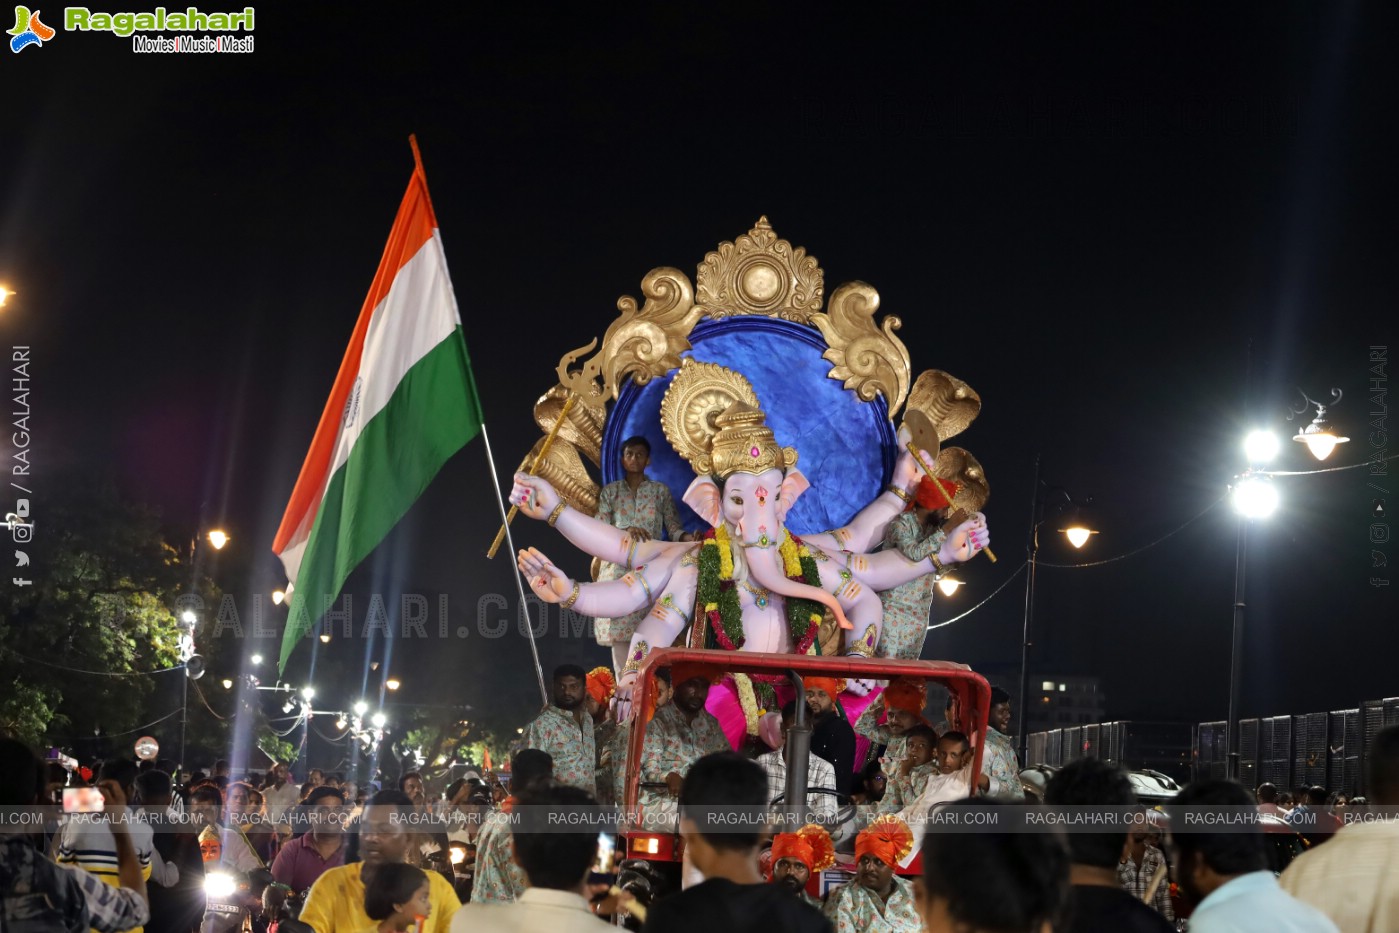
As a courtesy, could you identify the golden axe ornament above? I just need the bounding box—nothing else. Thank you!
[504,218,992,697]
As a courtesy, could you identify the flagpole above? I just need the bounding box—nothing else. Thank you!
[480,423,550,708]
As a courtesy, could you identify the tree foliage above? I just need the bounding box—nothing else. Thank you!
[0,475,217,753]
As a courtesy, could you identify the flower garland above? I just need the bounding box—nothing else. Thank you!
[696,525,825,654]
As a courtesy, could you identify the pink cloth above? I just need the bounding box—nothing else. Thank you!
[703,679,879,783]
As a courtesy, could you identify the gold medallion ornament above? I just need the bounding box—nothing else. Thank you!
[695,216,824,323]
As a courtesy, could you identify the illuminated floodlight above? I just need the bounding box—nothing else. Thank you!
[1243,430,1280,464]
[1232,476,1279,519]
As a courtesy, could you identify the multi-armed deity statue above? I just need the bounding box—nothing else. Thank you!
[502,218,992,705]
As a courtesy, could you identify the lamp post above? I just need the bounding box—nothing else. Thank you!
[1018,454,1097,762]
[1228,432,1280,780]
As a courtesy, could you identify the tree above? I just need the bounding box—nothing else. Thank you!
[0,474,220,752]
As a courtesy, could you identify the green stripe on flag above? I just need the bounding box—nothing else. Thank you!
[279,327,481,671]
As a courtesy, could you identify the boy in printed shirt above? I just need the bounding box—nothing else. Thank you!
[877,725,938,814]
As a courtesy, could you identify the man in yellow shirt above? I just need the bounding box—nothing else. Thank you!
[300,790,460,933]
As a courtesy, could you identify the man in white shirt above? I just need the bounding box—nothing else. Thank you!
[756,701,840,825]
[450,783,620,933]
[261,762,301,831]
[1281,725,1399,933]
[1168,780,1338,933]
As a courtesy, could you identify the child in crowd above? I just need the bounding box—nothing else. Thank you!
[878,725,939,813]
[362,863,432,933]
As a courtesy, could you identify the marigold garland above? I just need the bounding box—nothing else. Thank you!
[696,526,824,654]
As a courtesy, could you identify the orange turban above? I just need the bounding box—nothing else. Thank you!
[911,476,960,512]
[586,667,615,706]
[882,679,927,717]
[855,815,913,869]
[771,823,835,872]
[670,662,722,687]
[805,677,844,702]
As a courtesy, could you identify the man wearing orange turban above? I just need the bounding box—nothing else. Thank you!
[877,476,963,661]
[824,815,920,932]
[587,666,619,805]
[853,679,927,774]
[771,823,835,911]
[805,678,857,797]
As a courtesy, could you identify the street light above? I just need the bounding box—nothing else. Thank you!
[1226,463,1278,780]
[319,632,332,644]
[1018,454,1098,762]
[1243,430,1280,464]
[936,577,964,597]
[1289,389,1350,461]
[221,678,233,690]
[371,712,387,728]
[206,530,230,550]
[301,686,316,701]
[250,654,263,666]
[271,590,285,606]
[354,700,369,716]
[385,678,402,691]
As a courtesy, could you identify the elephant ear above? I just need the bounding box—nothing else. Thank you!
[683,476,723,528]
[776,469,811,523]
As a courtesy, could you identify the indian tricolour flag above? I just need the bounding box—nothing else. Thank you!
[273,158,483,672]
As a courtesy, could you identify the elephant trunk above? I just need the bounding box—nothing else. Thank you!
[744,545,853,631]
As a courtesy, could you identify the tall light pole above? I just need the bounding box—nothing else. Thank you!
[1018,454,1097,763]
[1228,431,1280,779]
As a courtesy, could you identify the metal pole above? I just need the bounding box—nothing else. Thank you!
[479,423,549,707]
[1227,516,1249,781]
[179,666,189,777]
[1017,454,1041,764]
[784,671,811,825]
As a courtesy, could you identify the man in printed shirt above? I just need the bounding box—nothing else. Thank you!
[585,667,618,805]
[981,686,1025,800]
[824,817,921,932]
[876,476,956,660]
[517,664,595,791]
[757,701,839,824]
[623,664,730,830]
[593,436,689,675]
[1,739,150,933]
[469,750,553,904]
[56,759,153,933]
[852,679,926,773]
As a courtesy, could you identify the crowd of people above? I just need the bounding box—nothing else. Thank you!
[3,668,1397,933]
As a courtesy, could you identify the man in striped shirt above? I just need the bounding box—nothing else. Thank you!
[56,759,153,933]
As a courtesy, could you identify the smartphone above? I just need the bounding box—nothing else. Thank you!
[63,787,104,814]
[589,832,617,883]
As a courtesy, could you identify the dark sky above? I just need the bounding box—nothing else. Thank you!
[3,4,1396,742]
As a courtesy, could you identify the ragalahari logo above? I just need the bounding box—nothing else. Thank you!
[8,5,54,52]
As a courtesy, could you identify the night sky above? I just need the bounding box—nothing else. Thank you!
[4,4,1396,742]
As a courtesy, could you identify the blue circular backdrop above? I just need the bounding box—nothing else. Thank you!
[600,316,897,536]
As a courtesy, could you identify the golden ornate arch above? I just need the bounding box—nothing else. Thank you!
[523,218,987,520]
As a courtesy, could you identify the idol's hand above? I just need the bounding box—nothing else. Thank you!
[845,677,876,696]
[939,512,989,564]
[517,547,573,603]
[510,473,561,520]
[891,445,937,493]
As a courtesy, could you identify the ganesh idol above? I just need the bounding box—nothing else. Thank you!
[510,359,990,703]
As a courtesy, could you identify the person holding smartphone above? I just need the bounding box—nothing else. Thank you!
[1,738,151,933]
